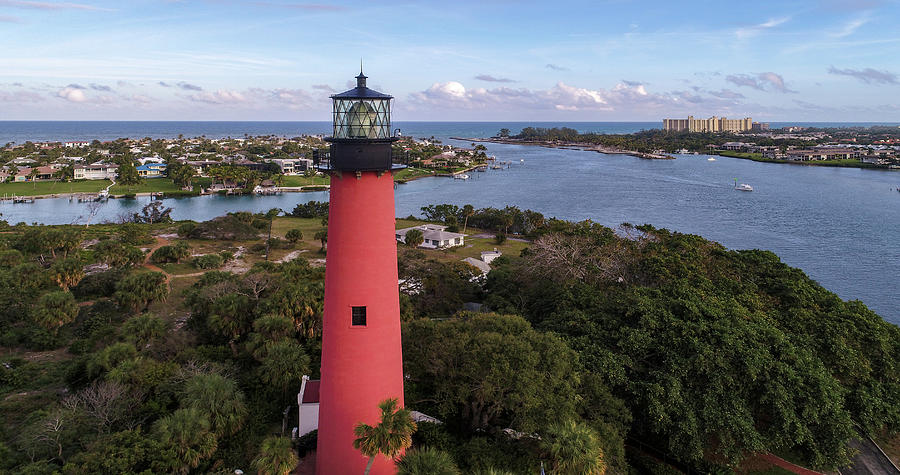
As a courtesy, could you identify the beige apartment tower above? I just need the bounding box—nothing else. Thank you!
[663,116,752,133]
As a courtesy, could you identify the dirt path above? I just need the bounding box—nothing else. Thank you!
[142,235,173,289]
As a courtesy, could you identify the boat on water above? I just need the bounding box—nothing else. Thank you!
[734,180,753,192]
[677,148,689,154]
[476,166,487,172]
[707,157,717,161]
[491,165,502,170]
[454,174,470,180]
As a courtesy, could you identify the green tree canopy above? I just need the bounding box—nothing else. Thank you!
[403,313,580,433]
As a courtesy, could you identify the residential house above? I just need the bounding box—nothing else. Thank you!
[462,257,491,275]
[720,142,753,151]
[136,163,167,178]
[12,166,56,182]
[269,158,313,175]
[395,224,465,249]
[785,148,860,161]
[74,163,118,180]
[64,141,90,148]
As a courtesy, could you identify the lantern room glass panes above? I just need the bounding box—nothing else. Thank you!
[333,98,391,139]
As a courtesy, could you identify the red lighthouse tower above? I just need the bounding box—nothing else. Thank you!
[315,70,406,474]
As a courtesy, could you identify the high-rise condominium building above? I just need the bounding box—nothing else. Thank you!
[663,116,753,133]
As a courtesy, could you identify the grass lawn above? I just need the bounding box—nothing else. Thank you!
[393,167,435,182]
[158,262,199,275]
[0,180,109,197]
[110,178,182,195]
[281,175,330,187]
[271,216,328,253]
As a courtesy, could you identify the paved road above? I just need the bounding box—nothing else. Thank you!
[839,438,900,475]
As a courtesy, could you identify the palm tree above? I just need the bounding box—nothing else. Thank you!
[258,339,310,399]
[353,398,417,475]
[31,290,78,335]
[181,373,248,437]
[252,436,298,475]
[396,447,459,475]
[404,229,424,247]
[462,204,475,233]
[314,228,328,252]
[541,420,606,475]
[153,408,218,474]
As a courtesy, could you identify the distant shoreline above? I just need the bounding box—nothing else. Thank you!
[451,137,675,160]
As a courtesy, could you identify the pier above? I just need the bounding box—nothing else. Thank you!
[0,194,35,204]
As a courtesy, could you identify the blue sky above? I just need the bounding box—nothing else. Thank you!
[1,0,899,121]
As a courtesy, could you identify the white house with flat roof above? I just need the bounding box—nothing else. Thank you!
[269,158,313,175]
[74,163,118,180]
[396,224,465,249]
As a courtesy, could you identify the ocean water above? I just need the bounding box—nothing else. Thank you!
[1,121,899,324]
[3,121,897,146]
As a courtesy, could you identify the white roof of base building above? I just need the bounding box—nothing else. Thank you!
[396,224,465,243]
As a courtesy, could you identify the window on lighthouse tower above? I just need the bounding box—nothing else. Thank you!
[351,306,367,326]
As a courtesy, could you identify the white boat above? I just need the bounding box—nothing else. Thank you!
[677,148,689,154]
[454,174,469,180]
[707,157,717,161]
[734,183,753,192]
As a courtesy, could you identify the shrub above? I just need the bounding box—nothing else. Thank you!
[177,222,197,237]
[285,229,303,243]
[117,223,153,245]
[251,218,269,230]
[192,254,224,270]
[494,233,507,244]
[0,249,23,268]
[151,242,190,264]
[296,429,318,457]
[188,215,260,240]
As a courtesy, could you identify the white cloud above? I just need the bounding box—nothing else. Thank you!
[829,16,869,38]
[726,72,796,93]
[735,17,790,39]
[56,86,86,102]
[188,89,246,104]
[408,80,742,115]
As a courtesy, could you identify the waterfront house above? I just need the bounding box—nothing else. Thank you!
[12,166,56,182]
[64,141,90,148]
[720,142,753,151]
[395,224,465,249]
[269,158,313,175]
[785,148,859,161]
[74,163,118,180]
[136,163,167,178]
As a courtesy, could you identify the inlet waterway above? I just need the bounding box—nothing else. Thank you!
[2,143,898,324]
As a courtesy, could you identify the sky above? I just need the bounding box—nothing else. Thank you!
[1,0,899,121]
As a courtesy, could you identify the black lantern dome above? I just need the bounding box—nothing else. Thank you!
[324,70,401,172]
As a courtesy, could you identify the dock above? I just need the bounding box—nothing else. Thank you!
[0,194,35,204]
